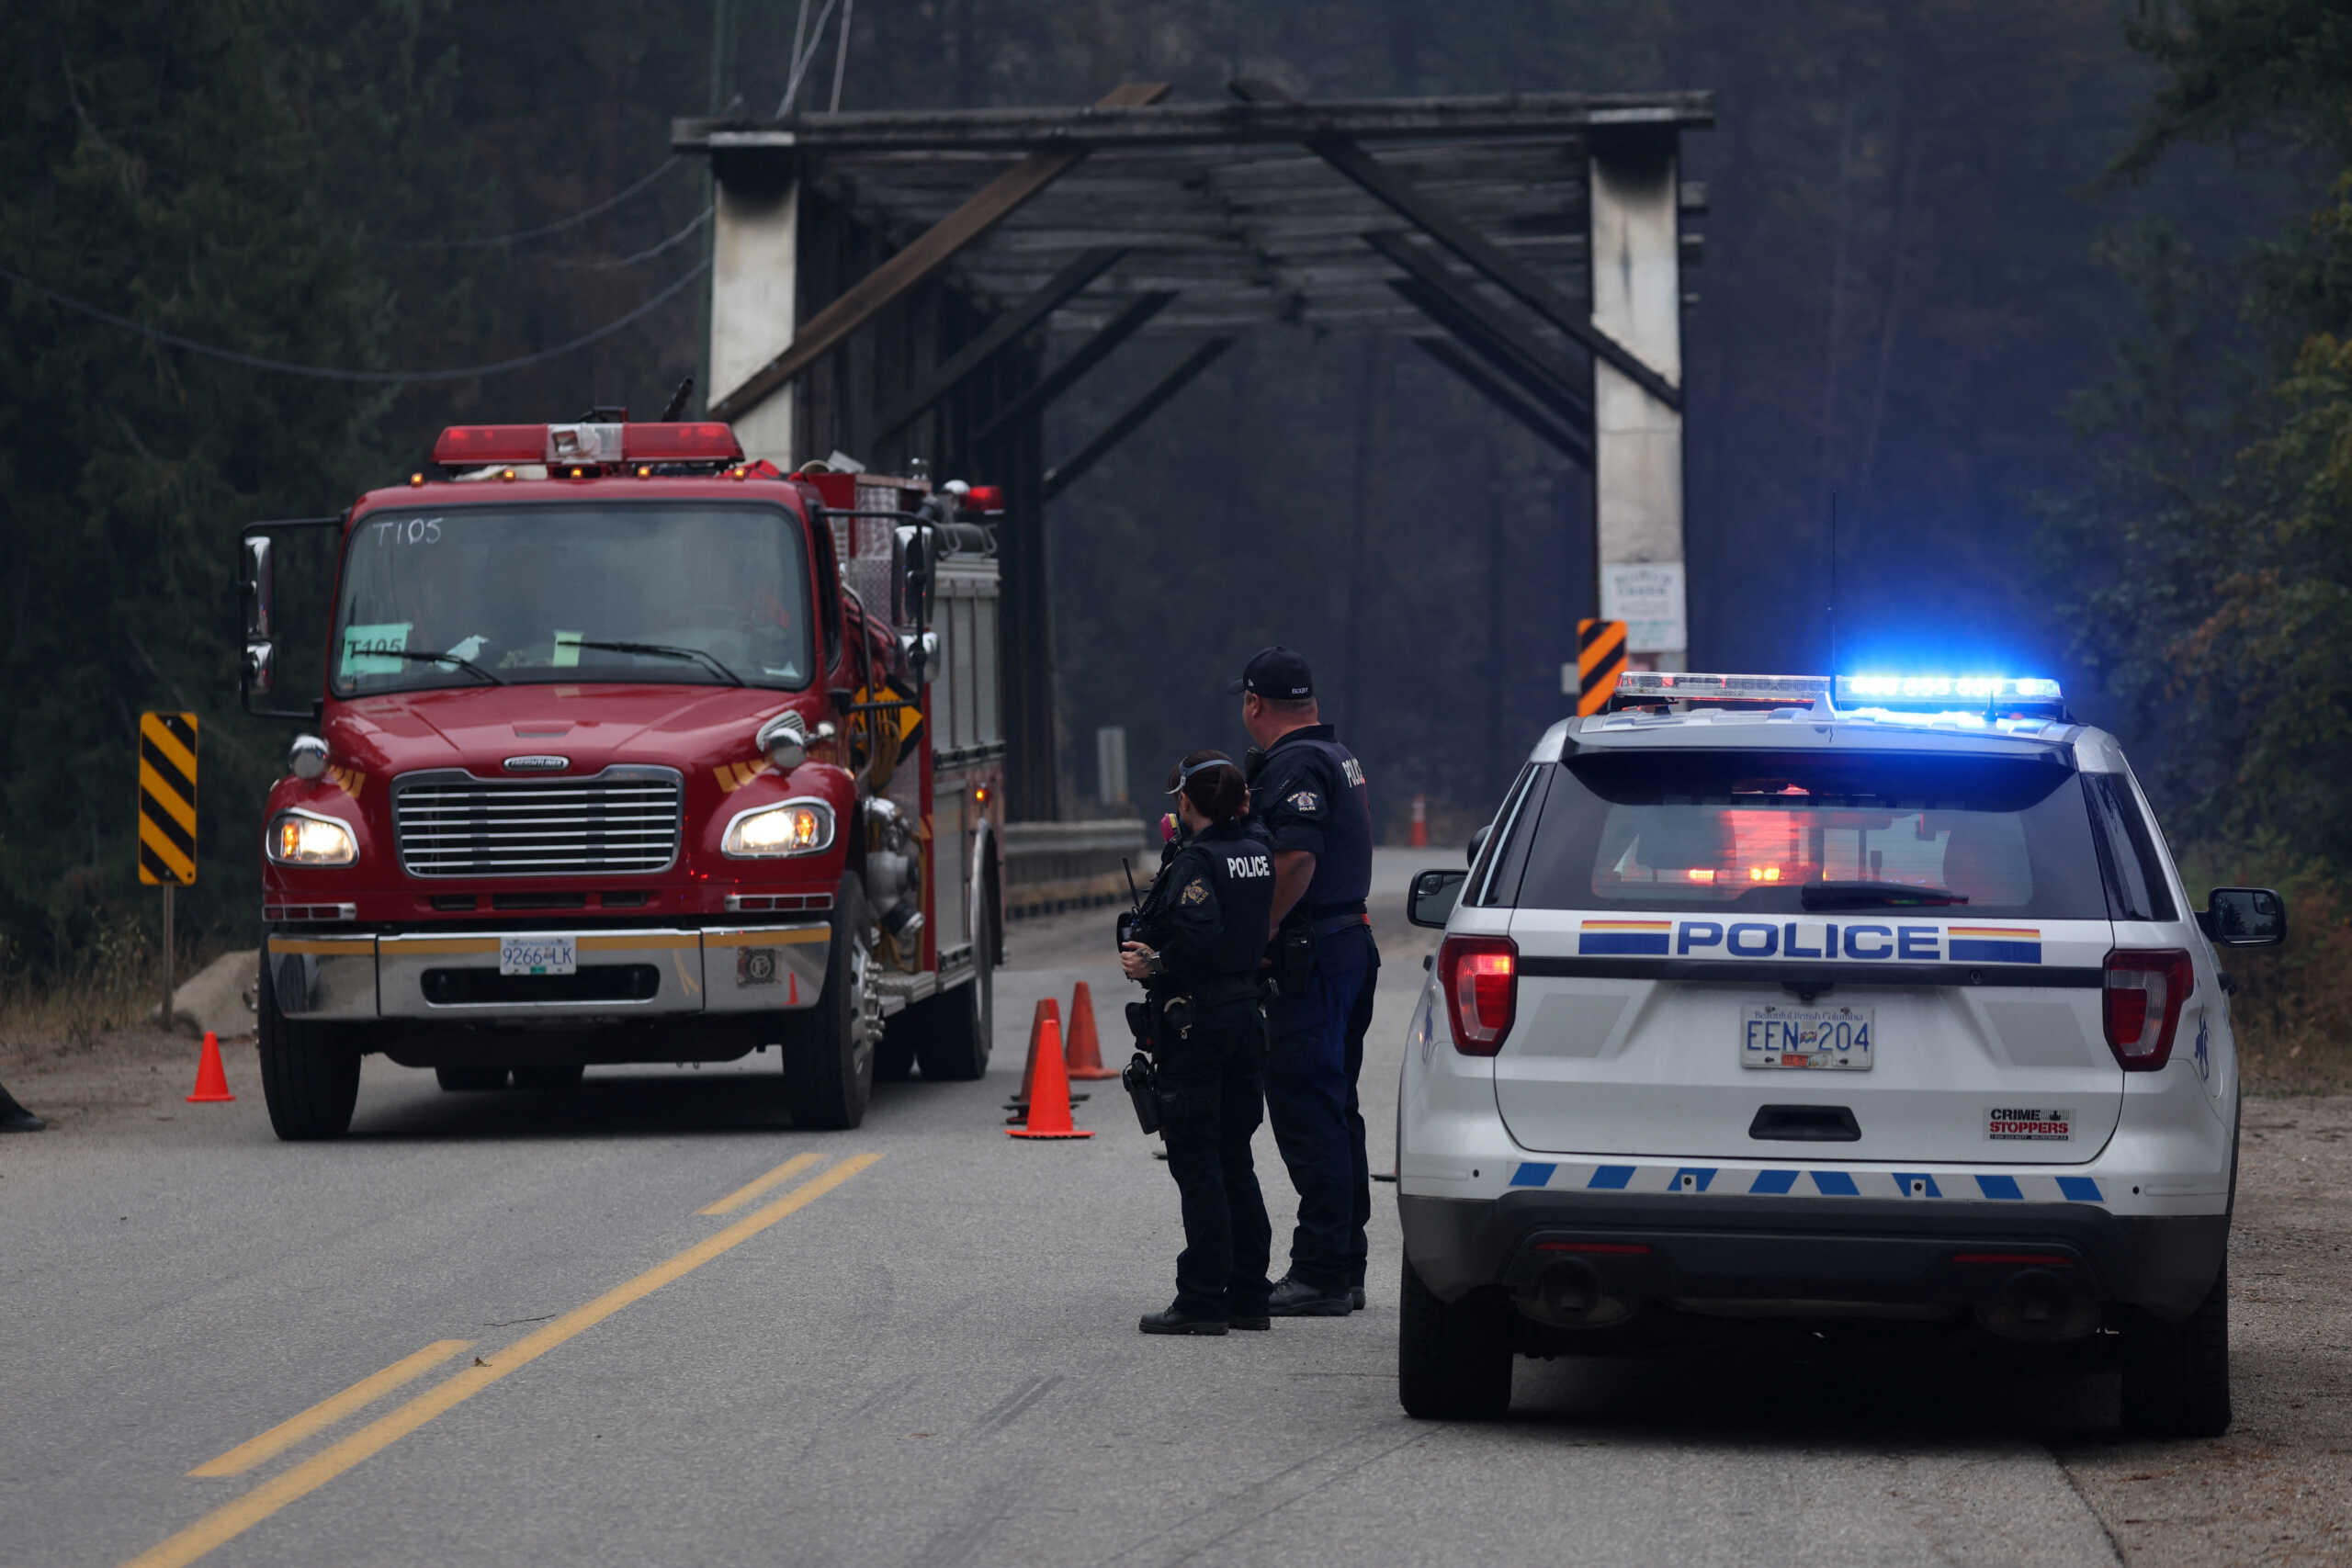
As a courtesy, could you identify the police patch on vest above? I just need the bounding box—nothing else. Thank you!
[1287,790,1318,811]
[1226,852,1271,878]
[1182,879,1209,906]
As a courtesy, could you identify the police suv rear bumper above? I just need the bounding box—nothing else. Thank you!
[1398,1190,2227,1323]
[265,925,830,1021]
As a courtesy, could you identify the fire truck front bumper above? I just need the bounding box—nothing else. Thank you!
[264,926,831,1021]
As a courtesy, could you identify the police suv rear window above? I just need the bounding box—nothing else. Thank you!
[2082,773,2178,922]
[1493,750,2109,920]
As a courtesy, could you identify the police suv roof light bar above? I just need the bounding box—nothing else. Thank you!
[1608,671,1833,712]
[1834,674,2067,722]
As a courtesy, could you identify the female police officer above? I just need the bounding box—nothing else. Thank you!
[1119,750,1277,1336]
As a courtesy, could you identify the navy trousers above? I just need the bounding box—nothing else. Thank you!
[1264,922,1378,1292]
[1158,998,1274,1318]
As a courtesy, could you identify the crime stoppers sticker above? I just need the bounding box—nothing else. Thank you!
[1987,1106,2074,1141]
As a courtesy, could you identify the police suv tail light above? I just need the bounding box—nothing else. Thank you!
[2103,949,2192,1070]
[1438,934,1517,1055]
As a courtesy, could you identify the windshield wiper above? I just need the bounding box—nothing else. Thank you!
[382,649,503,685]
[1799,881,1970,910]
[566,639,744,687]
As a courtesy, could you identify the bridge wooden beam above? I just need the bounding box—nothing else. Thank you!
[1042,338,1234,501]
[871,246,1127,444]
[709,81,1170,423]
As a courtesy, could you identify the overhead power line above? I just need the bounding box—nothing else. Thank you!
[557,205,715,272]
[0,258,710,384]
[387,157,684,249]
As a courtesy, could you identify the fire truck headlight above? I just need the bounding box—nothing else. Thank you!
[723,800,834,858]
[267,810,358,866]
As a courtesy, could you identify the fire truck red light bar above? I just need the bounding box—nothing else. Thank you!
[622,423,743,462]
[432,425,549,465]
[963,484,1005,513]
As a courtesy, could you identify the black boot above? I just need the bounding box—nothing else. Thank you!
[0,1085,44,1134]
[1139,1302,1229,1336]
[1266,1276,1353,1316]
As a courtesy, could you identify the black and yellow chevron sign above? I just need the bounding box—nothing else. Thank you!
[137,711,198,886]
[1575,619,1629,716]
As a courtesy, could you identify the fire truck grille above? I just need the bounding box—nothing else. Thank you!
[392,768,684,877]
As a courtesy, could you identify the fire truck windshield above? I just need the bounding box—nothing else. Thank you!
[330,502,813,695]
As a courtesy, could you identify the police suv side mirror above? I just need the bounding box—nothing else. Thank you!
[2202,886,2287,948]
[1408,868,1469,929]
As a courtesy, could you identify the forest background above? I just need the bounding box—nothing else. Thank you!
[3,0,2348,1078]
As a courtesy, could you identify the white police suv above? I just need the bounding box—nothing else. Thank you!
[1397,673,2284,1435]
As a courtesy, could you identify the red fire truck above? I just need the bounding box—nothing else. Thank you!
[237,419,1006,1138]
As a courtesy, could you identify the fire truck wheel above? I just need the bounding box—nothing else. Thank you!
[874,1030,917,1083]
[781,875,875,1130]
[256,953,361,1142]
[911,910,993,1082]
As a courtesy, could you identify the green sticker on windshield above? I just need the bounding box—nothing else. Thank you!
[341,622,413,677]
[553,630,582,669]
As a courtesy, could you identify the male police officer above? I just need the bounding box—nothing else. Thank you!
[1231,647,1377,1315]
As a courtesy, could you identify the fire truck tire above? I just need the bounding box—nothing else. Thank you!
[256,953,361,1142]
[435,1066,510,1091]
[874,1030,917,1083]
[912,917,993,1082]
[781,875,875,1130]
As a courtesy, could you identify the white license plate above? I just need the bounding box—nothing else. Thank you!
[499,935,577,976]
[1740,1003,1873,1069]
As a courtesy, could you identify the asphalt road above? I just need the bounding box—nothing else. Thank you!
[2,850,2157,1568]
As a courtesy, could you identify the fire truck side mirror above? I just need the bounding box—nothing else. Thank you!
[893,525,933,631]
[243,534,276,696]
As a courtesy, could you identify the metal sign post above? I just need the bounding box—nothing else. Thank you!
[138,712,198,1027]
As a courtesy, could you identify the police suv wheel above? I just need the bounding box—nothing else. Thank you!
[1397,1255,1512,1420]
[780,875,875,1130]
[512,1065,584,1092]
[255,952,361,1142]
[435,1066,509,1092]
[2120,1262,2232,1438]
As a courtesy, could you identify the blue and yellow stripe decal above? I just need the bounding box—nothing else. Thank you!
[1945,926,2043,964]
[1577,919,1672,956]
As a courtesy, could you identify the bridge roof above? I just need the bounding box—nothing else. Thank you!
[673,91,1713,338]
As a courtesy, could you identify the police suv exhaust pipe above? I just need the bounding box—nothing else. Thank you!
[1523,1258,1640,1329]
[1966,1260,2099,1344]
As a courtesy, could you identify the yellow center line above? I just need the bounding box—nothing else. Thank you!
[698,1151,824,1216]
[123,1152,882,1568]
[189,1341,474,1478]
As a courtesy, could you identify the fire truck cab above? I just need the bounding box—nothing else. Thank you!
[237,419,1005,1138]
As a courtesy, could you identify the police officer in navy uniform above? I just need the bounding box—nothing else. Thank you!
[1120,750,1278,1336]
[1231,648,1378,1315]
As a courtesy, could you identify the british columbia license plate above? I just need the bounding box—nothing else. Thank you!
[499,935,577,976]
[1740,1003,1873,1069]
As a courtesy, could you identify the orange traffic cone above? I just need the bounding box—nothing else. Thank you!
[1006,997,1063,1114]
[1409,793,1429,848]
[1064,981,1119,1080]
[187,1031,235,1104]
[1008,1014,1091,1140]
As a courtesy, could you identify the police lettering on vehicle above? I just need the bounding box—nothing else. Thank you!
[1577,920,2048,964]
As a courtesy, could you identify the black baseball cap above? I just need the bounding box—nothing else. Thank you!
[1227,646,1315,699]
